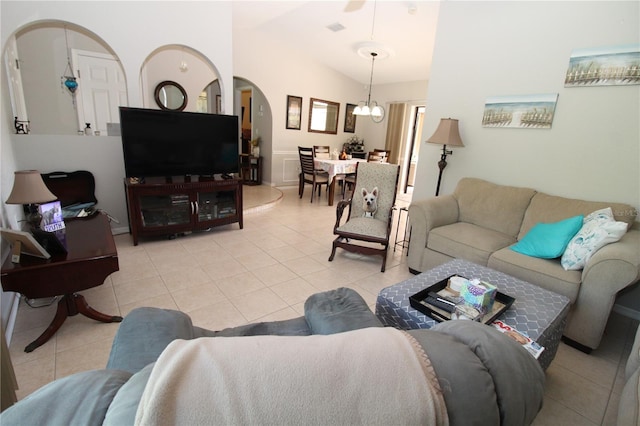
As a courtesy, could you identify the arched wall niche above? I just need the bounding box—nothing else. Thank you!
[140,45,222,114]
[8,20,126,135]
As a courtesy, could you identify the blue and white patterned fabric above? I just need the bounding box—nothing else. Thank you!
[561,207,628,271]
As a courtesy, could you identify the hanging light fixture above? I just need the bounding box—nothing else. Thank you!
[179,47,189,72]
[352,0,385,123]
[61,26,78,96]
[352,51,385,122]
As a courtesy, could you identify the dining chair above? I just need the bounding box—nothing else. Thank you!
[298,146,329,203]
[373,149,391,163]
[315,145,348,197]
[312,145,331,159]
[367,151,386,162]
[329,161,400,272]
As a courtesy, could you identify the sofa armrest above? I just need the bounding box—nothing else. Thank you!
[582,229,640,289]
[408,195,459,237]
[407,195,459,261]
[565,229,640,348]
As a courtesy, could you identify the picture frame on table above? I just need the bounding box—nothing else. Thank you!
[286,95,302,130]
[0,228,51,259]
[344,104,357,133]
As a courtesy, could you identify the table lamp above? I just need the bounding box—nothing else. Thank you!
[426,118,464,196]
[5,170,57,230]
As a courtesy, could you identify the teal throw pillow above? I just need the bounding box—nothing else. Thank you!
[511,215,583,259]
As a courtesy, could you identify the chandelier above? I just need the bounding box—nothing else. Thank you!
[353,51,385,122]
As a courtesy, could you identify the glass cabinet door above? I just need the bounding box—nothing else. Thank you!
[139,194,191,228]
[197,191,237,222]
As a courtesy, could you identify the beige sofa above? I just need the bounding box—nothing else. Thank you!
[408,177,640,351]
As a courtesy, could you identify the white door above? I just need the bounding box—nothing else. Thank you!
[72,49,127,135]
[4,36,29,127]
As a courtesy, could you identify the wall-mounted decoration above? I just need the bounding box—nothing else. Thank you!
[565,44,640,87]
[308,98,340,134]
[344,104,357,133]
[482,94,559,129]
[286,95,302,130]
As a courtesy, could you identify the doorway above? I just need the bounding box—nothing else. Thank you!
[403,106,425,193]
[72,49,127,135]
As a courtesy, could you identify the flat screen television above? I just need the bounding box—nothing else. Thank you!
[119,107,240,178]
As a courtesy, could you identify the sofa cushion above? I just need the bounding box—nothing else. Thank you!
[561,208,629,270]
[518,193,637,241]
[511,215,583,259]
[489,247,581,302]
[429,222,516,266]
[453,178,537,238]
[0,369,132,426]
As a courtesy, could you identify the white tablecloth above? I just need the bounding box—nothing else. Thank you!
[314,158,365,182]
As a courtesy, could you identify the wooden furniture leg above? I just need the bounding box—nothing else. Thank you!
[328,178,337,206]
[24,293,122,353]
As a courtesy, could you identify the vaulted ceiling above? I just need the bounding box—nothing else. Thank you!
[232,1,441,85]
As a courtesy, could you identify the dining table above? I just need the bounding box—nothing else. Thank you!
[314,158,366,206]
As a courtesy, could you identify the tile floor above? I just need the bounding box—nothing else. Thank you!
[7,184,638,425]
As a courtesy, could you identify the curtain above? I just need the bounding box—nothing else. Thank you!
[384,103,408,165]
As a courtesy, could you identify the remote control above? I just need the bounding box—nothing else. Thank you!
[424,293,456,313]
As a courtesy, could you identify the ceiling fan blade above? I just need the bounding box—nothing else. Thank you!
[344,0,366,12]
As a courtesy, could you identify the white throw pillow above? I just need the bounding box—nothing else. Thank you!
[561,207,628,271]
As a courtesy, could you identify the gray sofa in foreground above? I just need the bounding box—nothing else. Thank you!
[1,288,545,425]
[408,177,640,351]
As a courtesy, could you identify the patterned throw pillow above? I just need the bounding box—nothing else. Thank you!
[561,208,628,271]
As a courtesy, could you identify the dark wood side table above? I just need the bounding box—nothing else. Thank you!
[239,154,262,185]
[1,213,122,352]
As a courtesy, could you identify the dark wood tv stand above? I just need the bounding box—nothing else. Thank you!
[125,176,243,245]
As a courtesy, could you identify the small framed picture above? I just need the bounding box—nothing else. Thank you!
[344,104,357,133]
[0,228,51,259]
[39,201,65,232]
[286,95,302,130]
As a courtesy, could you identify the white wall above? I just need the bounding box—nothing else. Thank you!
[141,48,219,112]
[414,1,640,219]
[1,1,235,234]
[233,28,430,186]
[15,24,112,135]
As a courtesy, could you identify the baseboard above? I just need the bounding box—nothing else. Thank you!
[613,303,640,321]
[111,226,130,235]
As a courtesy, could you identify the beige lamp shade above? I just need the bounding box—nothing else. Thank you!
[426,118,464,147]
[5,170,56,205]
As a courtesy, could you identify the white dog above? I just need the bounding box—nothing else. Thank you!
[362,187,378,218]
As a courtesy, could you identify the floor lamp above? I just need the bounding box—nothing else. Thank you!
[426,118,464,196]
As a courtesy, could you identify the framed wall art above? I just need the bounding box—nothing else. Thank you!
[482,94,559,129]
[565,44,640,87]
[286,95,302,130]
[344,104,357,133]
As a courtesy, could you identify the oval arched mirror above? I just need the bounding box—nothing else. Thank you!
[154,80,188,111]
